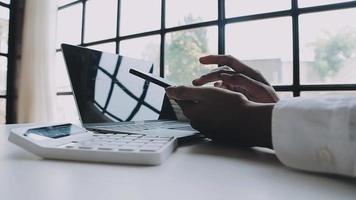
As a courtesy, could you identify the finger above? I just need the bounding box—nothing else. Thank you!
[165,86,210,101]
[199,55,235,66]
[192,67,235,86]
[200,55,269,85]
[220,73,267,101]
[209,65,232,73]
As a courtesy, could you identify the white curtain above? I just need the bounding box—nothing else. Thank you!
[16,0,57,123]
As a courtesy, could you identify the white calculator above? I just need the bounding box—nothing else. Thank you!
[9,124,177,165]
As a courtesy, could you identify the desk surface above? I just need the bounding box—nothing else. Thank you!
[1,124,356,200]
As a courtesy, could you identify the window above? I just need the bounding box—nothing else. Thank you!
[56,0,356,121]
[0,0,12,123]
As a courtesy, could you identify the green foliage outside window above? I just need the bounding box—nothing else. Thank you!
[165,15,212,85]
[312,29,356,81]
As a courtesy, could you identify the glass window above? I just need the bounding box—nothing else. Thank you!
[0,56,7,95]
[166,0,217,28]
[0,98,5,124]
[225,0,290,18]
[84,0,117,42]
[0,0,10,4]
[86,42,116,53]
[57,0,76,7]
[56,3,82,48]
[55,95,80,123]
[299,8,356,84]
[0,6,10,53]
[165,26,218,85]
[120,0,161,36]
[226,17,293,85]
[298,0,354,8]
[120,35,160,75]
[55,52,71,92]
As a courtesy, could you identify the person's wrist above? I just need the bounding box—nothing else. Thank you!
[248,103,274,149]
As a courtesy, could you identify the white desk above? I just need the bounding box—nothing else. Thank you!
[1,124,356,200]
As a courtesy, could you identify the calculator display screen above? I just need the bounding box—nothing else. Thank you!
[25,124,84,139]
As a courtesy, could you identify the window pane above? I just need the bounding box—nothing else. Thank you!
[301,91,356,96]
[166,0,217,28]
[165,26,218,85]
[57,3,82,48]
[84,0,117,42]
[120,35,160,75]
[299,9,356,84]
[57,0,76,7]
[120,0,160,35]
[226,17,293,85]
[86,42,116,53]
[56,52,71,92]
[55,95,80,123]
[0,56,7,95]
[299,0,354,7]
[0,0,10,5]
[225,0,290,17]
[0,6,9,53]
[0,98,5,124]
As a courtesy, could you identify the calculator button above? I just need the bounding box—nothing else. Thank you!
[150,141,167,144]
[140,149,157,152]
[143,144,163,148]
[124,136,139,140]
[112,141,128,145]
[158,136,172,139]
[118,148,135,152]
[78,146,92,150]
[98,147,113,151]
[128,142,145,146]
[140,146,161,152]
[155,138,171,141]
[142,136,159,139]
[135,139,152,143]
[121,144,140,149]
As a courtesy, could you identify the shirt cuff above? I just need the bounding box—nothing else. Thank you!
[271,96,356,176]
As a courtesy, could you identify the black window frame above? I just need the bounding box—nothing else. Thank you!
[1,0,17,123]
[56,0,356,98]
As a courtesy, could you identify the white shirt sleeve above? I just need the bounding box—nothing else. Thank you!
[272,95,356,177]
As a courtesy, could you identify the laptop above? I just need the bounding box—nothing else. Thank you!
[61,44,198,138]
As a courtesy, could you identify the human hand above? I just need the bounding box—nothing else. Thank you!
[166,86,274,148]
[193,55,279,103]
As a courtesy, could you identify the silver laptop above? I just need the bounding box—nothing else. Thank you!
[61,44,198,138]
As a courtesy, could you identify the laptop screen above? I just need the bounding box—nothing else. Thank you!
[61,44,176,124]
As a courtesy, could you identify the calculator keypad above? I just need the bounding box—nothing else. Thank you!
[62,134,173,152]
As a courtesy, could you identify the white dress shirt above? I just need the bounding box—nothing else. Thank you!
[272,95,356,177]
